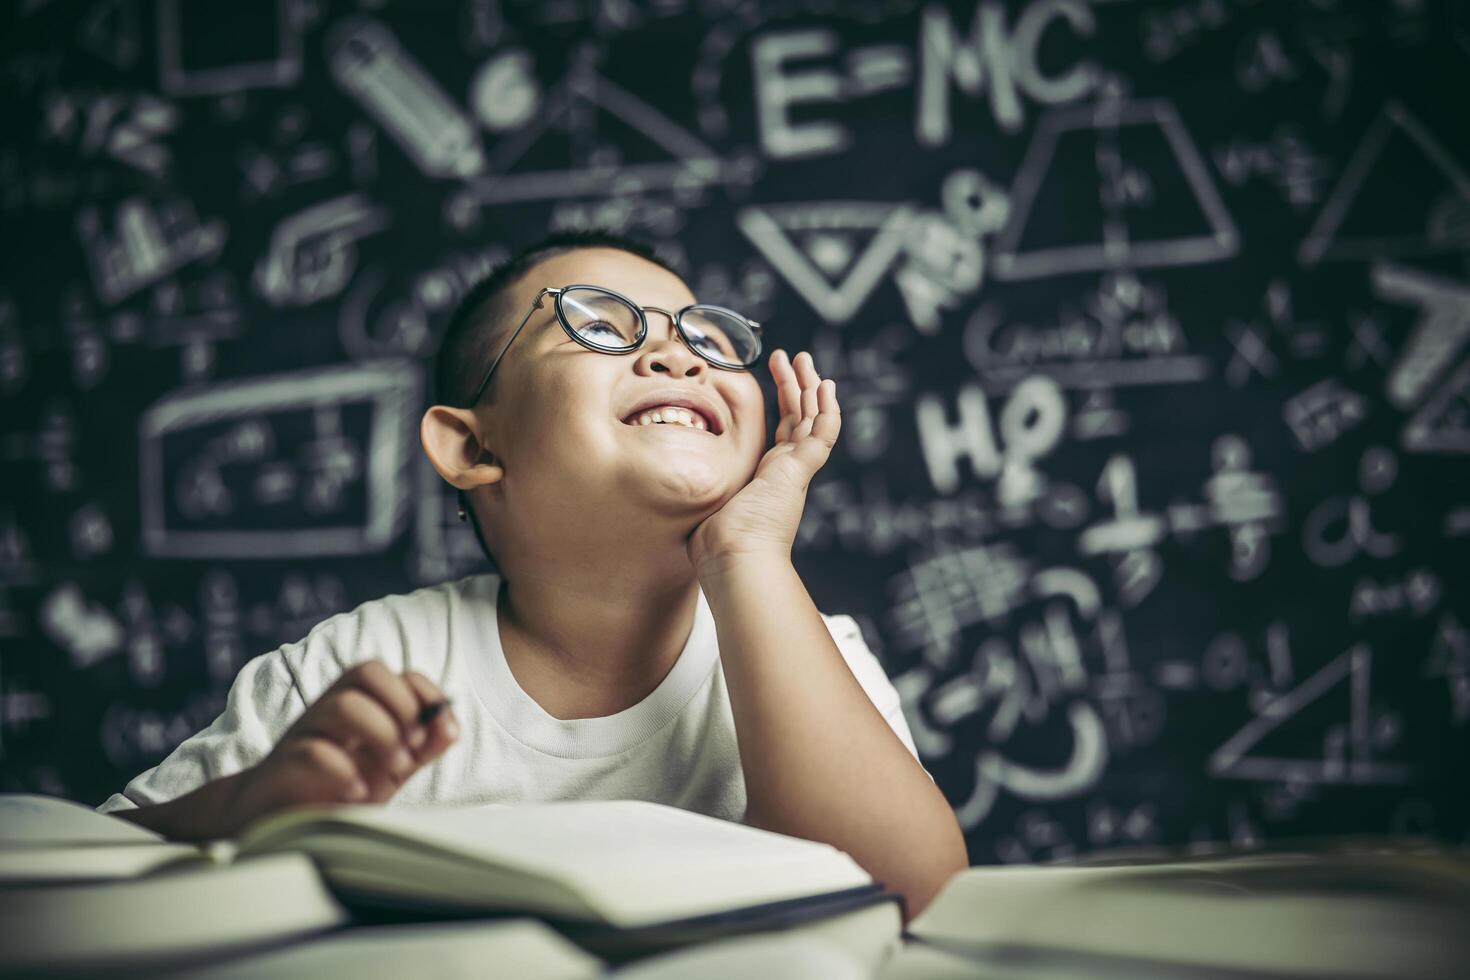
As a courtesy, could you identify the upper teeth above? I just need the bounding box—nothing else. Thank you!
[631,406,707,430]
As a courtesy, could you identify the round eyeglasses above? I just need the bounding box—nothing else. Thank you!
[467,284,763,407]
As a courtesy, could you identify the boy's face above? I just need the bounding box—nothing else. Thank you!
[472,247,767,540]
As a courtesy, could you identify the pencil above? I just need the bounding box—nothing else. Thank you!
[418,699,451,725]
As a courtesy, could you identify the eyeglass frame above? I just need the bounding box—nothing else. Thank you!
[466,284,764,407]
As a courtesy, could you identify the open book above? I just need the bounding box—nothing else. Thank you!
[901,841,1470,980]
[218,797,897,956]
[2,794,899,971]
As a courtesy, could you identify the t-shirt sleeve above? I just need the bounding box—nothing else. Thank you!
[95,643,309,813]
[821,613,935,782]
[96,590,451,814]
[92,593,429,816]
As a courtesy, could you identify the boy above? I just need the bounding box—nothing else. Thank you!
[99,231,968,918]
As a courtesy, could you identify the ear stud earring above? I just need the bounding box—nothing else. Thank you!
[457,504,468,522]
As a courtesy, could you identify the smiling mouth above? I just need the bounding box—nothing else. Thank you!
[622,418,718,435]
[620,406,720,435]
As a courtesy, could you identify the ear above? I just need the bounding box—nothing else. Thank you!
[420,405,504,490]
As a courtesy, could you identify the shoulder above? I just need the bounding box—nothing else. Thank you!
[306,572,494,648]
[283,573,497,700]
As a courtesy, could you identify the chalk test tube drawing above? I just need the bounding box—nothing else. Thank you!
[327,16,484,179]
[452,63,725,207]
[737,203,915,326]
[138,361,419,558]
[1298,101,1470,266]
[991,98,1239,280]
[157,0,303,97]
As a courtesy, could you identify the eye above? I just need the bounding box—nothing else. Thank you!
[684,324,734,357]
[582,321,621,339]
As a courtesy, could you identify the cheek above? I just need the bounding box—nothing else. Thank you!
[733,375,765,420]
[735,387,767,459]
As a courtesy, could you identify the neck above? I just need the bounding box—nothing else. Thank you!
[492,547,702,719]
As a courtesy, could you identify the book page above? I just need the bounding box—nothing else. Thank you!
[0,843,206,883]
[237,799,873,924]
[0,794,167,845]
[242,799,850,879]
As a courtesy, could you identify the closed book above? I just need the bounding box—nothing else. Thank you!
[0,793,202,885]
[0,852,350,976]
[903,842,1470,980]
[173,918,605,980]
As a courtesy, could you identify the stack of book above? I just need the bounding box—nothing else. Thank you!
[9,792,1468,978]
[0,793,902,976]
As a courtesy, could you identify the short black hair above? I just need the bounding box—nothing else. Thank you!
[433,229,684,409]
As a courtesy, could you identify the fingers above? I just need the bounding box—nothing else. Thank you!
[791,351,821,422]
[277,735,370,805]
[251,660,463,816]
[771,349,802,443]
[330,660,424,740]
[294,661,459,801]
[812,376,840,445]
[769,349,840,448]
[401,670,460,762]
[294,688,416,799]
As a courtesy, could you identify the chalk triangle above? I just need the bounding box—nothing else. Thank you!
[1209,645,1411,784]
[1402,359,1470,453]
[1299,101,1470,265]
[471,64,721,202]
[736,203,913,324]
[992,99,1238,280]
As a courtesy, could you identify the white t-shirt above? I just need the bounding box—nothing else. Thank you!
[97,572,925,822]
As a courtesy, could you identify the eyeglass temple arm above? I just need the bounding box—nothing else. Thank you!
[468,287,558,406]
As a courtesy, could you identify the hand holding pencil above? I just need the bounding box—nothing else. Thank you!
[228,661,460,829]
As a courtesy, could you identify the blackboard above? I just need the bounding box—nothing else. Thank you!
[1,0,1466,863]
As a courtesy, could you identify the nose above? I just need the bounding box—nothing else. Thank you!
[636,308,704,376]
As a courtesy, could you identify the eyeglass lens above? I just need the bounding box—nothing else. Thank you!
[559,287,759,368]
